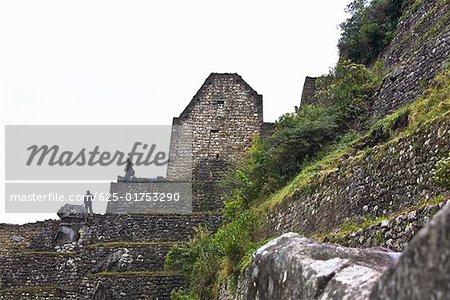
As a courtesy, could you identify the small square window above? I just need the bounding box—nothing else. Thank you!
[210,129,219,133]
[214,100,225,105]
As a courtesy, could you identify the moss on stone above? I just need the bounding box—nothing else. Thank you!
[395,0,448,52]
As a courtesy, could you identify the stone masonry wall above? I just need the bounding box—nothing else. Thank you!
[170,73,265,178]
[0,220,59,252]
[371,0,450,118]
[0,213,221,299]
[83,213,221,244]
[80,274,184,300]
[105,181,193,214]
[0,289,78,300]
[82,243,174,272]
[265,116,450,239]
[107,73,272,214]
[166,73,269,212]
[335,200,449,252]
[300,76,317,107]
[1,253,84,290]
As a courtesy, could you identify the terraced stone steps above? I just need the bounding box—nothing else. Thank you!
[0,213,221,299]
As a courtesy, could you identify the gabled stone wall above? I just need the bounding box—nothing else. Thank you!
[169,73,265,180]
[167,73,271,212]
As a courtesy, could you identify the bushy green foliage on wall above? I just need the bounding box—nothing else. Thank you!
[165,211,261,300]
[315,60,378,127]
[222,105,338,206]
[165,228,219,300]
[174,62,379,300]
[164,3,450,299]
[338,0,409,65]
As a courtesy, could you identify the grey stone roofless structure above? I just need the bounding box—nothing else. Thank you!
[107,73,274,213]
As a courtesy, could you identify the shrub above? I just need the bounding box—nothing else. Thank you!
[222,104,339,206]
[165,211,260,300]
[338,0,409,65]
[170,290,196,300]
[214,211,259,266]
[165,228,220,300]
[315,60,377,128]
[222,61,377,206]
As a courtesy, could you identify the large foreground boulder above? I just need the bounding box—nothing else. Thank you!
[370,203,450,300]
[245,233,400,300]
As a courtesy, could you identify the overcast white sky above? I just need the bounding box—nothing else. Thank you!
[0,0,350,224]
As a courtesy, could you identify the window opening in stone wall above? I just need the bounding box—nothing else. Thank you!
[214,99,225,105]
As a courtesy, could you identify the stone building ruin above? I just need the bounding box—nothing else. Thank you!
[107,73,274,213]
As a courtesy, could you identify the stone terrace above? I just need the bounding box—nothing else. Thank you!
[0,213,221,299]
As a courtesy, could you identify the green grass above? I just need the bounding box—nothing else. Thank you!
[375,230,386,244]
[262,65,450,214]
[256,133,360,211]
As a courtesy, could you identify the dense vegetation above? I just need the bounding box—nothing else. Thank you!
[222,60,378,209]
[165,59,381,300]
[166,61,450,300]
[165,211,261,299]
[163,1,446,299]
[338,0,409,65]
